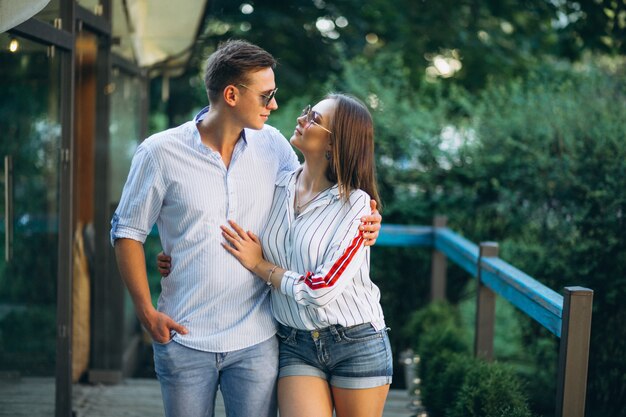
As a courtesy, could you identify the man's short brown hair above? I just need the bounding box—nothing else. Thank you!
[203,39,276,103]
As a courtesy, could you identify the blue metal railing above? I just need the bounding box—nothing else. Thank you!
[376,222,592,417]
[377,224,564,335]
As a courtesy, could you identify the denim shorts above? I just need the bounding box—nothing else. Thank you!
[276,322,393,389]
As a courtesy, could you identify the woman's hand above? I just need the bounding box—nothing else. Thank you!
[360,200,382,246]
[221,220,264,270]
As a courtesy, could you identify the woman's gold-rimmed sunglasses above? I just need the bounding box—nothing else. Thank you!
[300,105,332,134]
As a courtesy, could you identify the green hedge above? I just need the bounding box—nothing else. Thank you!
[449,360,533,417]
[453,57,626,416]
[406,302,533,417]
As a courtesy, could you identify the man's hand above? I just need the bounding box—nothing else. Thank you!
[360,200,382,247]
[157,252,171,277]
[141,308,188,344]
[114,239,187,342]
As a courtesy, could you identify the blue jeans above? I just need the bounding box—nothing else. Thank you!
[153,336,279,417]
[276,322,393,389]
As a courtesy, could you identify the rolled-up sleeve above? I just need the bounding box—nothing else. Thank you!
[110,144,166,246]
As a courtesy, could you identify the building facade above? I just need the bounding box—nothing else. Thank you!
[0,1,208,416]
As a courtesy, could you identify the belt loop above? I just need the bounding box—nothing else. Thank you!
[288,327,298,344]
[329,325,341,342]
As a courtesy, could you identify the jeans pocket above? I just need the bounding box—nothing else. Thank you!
[153,337,174,347]
[340,323,383,343]
[153,332,178,346]
[276,324,297,347]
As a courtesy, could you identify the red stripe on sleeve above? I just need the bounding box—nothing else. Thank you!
[300,232,364,290]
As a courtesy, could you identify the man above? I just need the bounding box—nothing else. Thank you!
[111,40,381,417]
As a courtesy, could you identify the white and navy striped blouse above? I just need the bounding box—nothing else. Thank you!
[111,107,300,352]
[262,167,386,331]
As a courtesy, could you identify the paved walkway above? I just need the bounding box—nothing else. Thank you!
[0,377,417,417]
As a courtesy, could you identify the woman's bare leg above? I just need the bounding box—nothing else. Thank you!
[332,385,390,417]
[278,376,333,417]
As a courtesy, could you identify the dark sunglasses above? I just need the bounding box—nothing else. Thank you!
[238,84,277,107]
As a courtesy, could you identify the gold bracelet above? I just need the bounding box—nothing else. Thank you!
[267,265,278,287]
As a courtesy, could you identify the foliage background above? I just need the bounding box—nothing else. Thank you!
[146,1,626,416]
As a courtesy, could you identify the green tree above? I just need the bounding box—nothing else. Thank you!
[446,57,626,416]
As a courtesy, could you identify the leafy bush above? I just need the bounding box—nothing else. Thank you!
[405,301,532,417]
[404,302,470,416]
[423,352,473,417]
[414,317,470,397]
[449,360,532,417]
[457,279,559,409]
[403,300,467,352]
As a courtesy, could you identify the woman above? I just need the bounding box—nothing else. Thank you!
[221,93,391,417]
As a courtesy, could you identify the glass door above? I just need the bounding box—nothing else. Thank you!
[0,33,62,414]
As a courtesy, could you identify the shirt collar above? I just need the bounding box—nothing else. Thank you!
[276,166,299,187]
[280,166,340,199]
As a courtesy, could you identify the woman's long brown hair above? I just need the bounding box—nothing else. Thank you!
[325,93,382,212]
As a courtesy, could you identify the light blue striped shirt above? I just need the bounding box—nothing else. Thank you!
[111,107,299,352]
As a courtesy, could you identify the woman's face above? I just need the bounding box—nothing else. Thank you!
[290,99,335,157]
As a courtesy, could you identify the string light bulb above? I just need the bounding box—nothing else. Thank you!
[9,38,19,53]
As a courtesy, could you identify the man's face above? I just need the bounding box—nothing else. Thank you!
[236,67,278,130]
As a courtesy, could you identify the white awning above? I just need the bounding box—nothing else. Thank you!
[0,0,207,74]
[0,0,51,33]
[113,0,208,72]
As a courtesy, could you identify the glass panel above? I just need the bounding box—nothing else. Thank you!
[109,67,142,347]
[35,0,61,27]
[77,0,103,14]
[112,0,135,61]
[109,68,141,204]
[71,31,98,388]
[74,32,98,226]
[0,33,61,414]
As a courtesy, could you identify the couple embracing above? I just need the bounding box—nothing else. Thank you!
[112,39,392,417]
